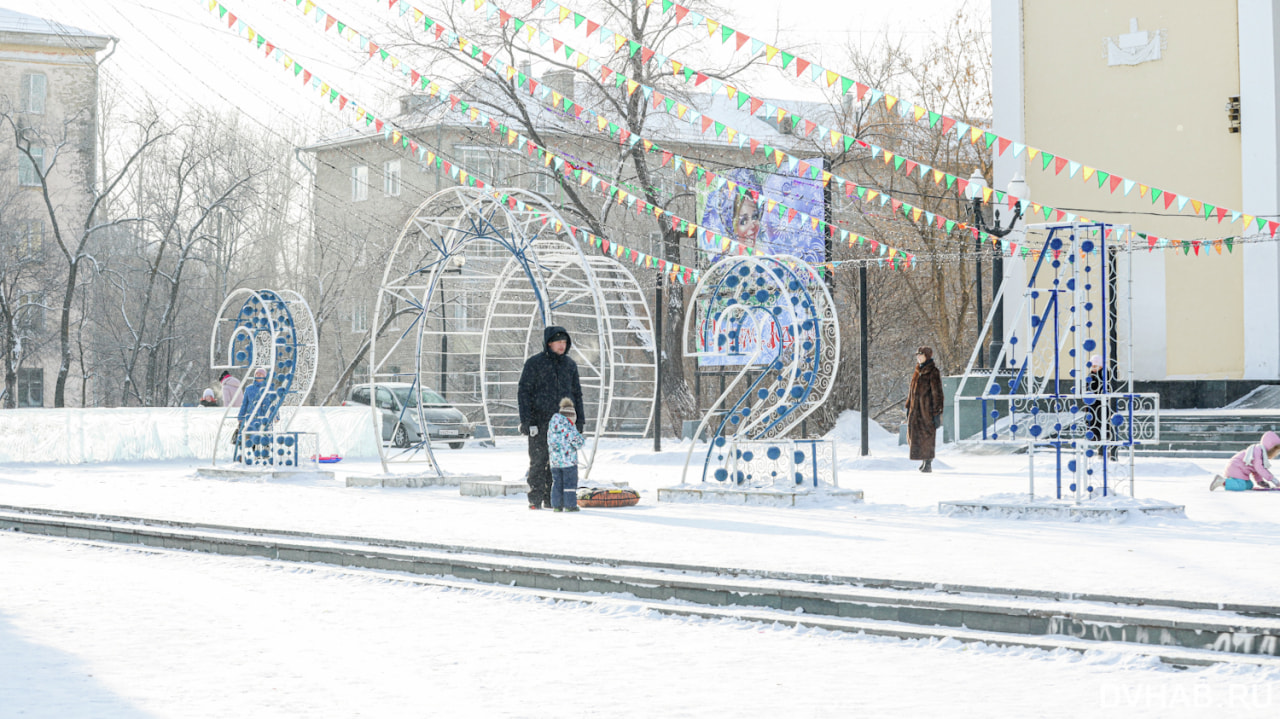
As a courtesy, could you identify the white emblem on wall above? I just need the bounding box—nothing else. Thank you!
[1104,18,1166,66]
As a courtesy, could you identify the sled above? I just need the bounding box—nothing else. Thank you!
[577,487,640,508]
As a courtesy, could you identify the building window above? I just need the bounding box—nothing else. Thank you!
[21,73,46,114]
[18,147,44,187]
[351,165,369,202]
[450,293,470,331]
[17,367,42,407]
[352,302,368,333]
[459,147,496,184]
[17,221,44,259]
[17,292,44,334]
[383,160,401,196]
[529,168,556,197]
[12,222,43,262]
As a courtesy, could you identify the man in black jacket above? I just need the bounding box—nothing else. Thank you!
[518,326,586,509]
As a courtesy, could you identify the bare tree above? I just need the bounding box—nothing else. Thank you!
[1,108,166,406]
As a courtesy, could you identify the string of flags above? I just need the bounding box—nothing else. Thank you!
[202,1,1247,266]
[437,0,1279,245]
[262,0,921,267]
[351,0,986,257]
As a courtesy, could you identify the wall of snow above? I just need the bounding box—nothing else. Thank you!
[0,407,379,464]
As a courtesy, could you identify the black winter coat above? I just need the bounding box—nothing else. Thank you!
[518,325,586,431]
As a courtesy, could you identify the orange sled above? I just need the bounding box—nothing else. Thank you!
[577,487,640,507]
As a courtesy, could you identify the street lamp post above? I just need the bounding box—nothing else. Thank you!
[966,170,1029,368]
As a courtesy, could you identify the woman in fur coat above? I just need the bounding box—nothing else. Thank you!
[906,346,945,472]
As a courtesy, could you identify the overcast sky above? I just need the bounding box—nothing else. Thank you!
[11,0,979,143]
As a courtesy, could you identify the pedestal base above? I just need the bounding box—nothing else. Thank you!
[197,466,334,482]
[347,474,501,489]
[939,497,1185,521]
[657,486,863,507]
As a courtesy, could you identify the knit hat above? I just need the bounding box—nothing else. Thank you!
[558,397,576,417]
[549,330,570,344]
[220,370,233,380]
[202,389,216,400]
[1089,354,1103,369]
[254,367,268,378]
[916,346,933,360]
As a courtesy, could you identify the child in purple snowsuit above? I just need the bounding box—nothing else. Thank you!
[547,397,585,511]
[1210,430,1280,491]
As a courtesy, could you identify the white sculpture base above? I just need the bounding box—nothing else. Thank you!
[197,466,334,482]
[939,497,1185,521]
[657,485,863,507]
[346,473,501,489]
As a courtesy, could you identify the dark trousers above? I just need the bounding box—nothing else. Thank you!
[551,465,579,509]
[526,422,551,507]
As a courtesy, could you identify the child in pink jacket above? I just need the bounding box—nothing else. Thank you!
[1210,430,1280,491]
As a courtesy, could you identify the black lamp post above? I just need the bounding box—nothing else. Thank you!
[966,170,1029,369]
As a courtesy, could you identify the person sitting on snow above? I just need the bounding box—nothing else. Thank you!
[1210,430,1280,491]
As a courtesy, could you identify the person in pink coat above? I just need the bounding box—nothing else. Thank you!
[1210,430,1280,491]
[220,370,242,408]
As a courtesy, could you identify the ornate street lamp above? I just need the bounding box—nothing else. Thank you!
[967,170,1029,368]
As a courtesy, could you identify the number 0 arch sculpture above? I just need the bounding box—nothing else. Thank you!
[370,186,657,476]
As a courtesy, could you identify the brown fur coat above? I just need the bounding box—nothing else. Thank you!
[906,359,944,460]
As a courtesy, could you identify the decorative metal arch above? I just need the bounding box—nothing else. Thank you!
[208,288,318,466]
[681,255,840,487]
[371,186,656,475]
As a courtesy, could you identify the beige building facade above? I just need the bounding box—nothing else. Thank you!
[993,0,1278,381]
[0,10,111,407]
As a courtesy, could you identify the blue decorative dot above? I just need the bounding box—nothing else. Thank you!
[767,447,781,460]
[794,451,806,463]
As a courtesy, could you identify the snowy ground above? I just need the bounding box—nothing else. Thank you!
[3,414,1280,716]
[3,533,1278,718]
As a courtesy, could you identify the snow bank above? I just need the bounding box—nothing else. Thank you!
[824,410,900,452]
[0,407,378,464]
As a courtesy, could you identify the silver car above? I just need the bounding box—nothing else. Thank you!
[344,383,475,449]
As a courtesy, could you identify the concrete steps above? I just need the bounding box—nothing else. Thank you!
[1136,411,1280,457]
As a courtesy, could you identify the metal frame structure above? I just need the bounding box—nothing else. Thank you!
[371,186,656,475]
[209,288,318,467]
[681,255,840,488]
[955,222,1160,500]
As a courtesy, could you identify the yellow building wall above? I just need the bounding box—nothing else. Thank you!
[1022,1,1243,378]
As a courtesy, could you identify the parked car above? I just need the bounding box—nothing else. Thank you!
[343,383,475,449]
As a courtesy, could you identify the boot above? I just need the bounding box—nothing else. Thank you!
[921,459,932,473]
[1209,474,1226,492]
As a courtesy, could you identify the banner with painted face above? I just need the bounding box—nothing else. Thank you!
[697,160,826,265]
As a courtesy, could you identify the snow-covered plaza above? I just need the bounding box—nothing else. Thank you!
[3,417,1279,717]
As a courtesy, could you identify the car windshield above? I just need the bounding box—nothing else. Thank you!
[391,387,448,407]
